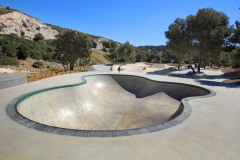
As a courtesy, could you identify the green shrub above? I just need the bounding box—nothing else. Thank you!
[231,49,240,68]
[92,41,97,48]
[102,47,107,52]
[30,50,42,60]
[32,61,44,68]
[0,56,19,65]
[17,44,30,60]
[2,44,17,57]
[0,7,11,15]
[47,66,56,72]
[20,31,25,37]
[42,52,53,61]
[22,21,28,28]
[33,33,44,41]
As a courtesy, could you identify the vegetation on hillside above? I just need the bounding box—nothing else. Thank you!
[0,5,17,15]
[0,5,39,20]
[90,50,111,64]
[135,45,173,63]
[102,40,118,52]
[0,34,54,65]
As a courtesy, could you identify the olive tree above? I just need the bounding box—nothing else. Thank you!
[54,30,92,70]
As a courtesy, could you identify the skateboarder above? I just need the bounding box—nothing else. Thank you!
[118,66,121,73]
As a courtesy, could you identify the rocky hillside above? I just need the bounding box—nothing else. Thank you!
[0,6,114,68]
[0,11,58,40]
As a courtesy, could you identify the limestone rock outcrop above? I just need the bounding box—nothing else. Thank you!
[0,11,58,40]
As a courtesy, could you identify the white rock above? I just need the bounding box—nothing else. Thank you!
[0,11,58,40]
[0,68,15,74]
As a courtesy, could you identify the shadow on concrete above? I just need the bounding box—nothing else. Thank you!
[147,68,175,75]
[195,80,240,88]
[168,73,207,79]
[169,70,240,81]
[205,71,240,80]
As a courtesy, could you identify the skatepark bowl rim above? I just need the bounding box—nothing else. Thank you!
[6,74,215,137]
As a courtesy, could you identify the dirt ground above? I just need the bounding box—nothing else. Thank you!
[0,58,63,72]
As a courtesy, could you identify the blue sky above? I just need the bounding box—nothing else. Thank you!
[1,0,239,46]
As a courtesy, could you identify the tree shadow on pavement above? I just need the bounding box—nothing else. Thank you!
[205,71,240,80]
[195,79,240,88]
[147,68,175,75]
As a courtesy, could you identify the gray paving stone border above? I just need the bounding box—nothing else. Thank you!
[6,74,216,137]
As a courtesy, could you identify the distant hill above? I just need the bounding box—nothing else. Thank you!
[135,45,173,63]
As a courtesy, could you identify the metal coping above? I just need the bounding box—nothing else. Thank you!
[6,74,216,137]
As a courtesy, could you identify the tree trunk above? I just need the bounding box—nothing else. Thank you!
[177,62,180,70]
[70,63,74,71]
[189,63,196,73]
[197,61,201,73]
[61,63,67,70]
[198,51,203,73]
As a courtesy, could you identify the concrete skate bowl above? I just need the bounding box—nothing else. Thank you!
[7,74,214,137]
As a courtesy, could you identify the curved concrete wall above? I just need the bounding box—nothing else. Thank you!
[111,75,210,100]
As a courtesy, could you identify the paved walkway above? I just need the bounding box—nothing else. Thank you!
[0,70,239,160]
[0,72,28,80]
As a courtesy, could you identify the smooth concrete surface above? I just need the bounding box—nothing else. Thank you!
[94,63,171,74]
[0,72,28,80]
[17,75,182,130]
[0,72,28,89]
[0,71,240,160]
[0,76,26,90]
